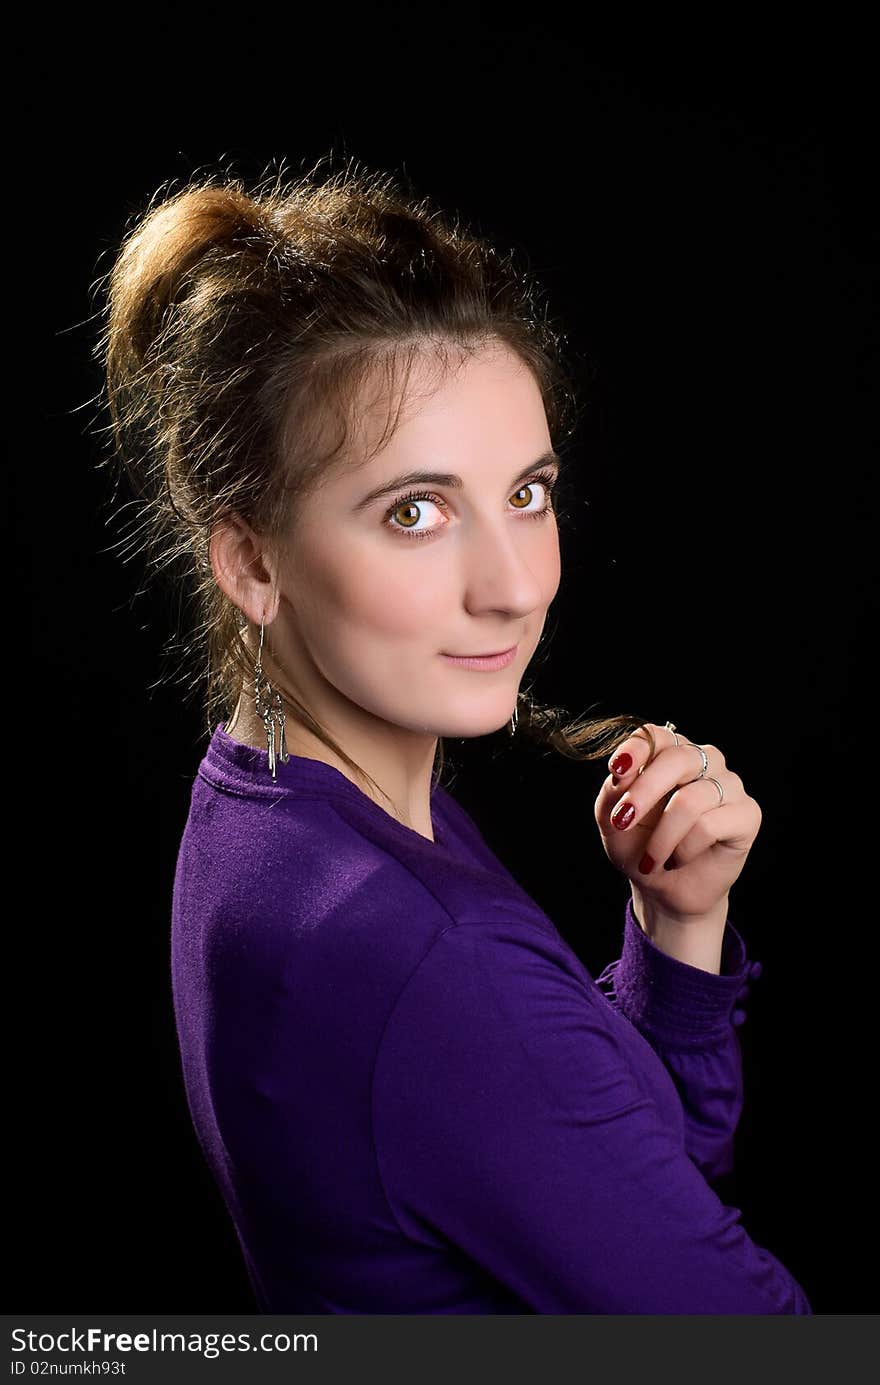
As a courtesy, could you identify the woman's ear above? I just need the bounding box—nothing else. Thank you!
[208,513,279,626]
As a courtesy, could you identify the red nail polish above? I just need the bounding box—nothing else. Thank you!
[612,801,635,830]
[611,753,632,777]
[639,852,654,874]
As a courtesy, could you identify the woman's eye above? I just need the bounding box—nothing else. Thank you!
[383,475,556,542]
[384,493,446,540]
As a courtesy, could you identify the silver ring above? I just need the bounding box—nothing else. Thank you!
[682,743,709,779]
[667,725,722,802]
[705,775,725,805]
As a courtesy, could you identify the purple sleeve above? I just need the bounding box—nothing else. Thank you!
[594,897,763,1182]
[372,917,812,1314]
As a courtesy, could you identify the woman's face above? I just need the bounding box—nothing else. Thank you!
[273,340,563,743]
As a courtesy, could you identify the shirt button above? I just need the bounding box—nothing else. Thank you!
[749,960,763,979]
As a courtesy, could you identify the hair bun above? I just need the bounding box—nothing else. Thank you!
[106,181,267,375]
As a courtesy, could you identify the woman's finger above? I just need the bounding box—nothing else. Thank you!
[642,793,762,875]
[608,741,725,835]
[607,721,675,782]
[646,791,736,872]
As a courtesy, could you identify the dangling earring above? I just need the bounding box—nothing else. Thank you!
[253,617,290,782]
[508,698,519,738]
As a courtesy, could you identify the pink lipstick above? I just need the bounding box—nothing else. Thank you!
[441,644,518,671]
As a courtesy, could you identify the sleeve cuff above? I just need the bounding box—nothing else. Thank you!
[605,896,758,1050]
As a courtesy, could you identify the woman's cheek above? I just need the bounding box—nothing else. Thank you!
[329,559,433,637]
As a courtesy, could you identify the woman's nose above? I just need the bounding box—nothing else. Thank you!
[461,520,550,612]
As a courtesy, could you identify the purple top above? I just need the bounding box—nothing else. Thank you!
[170,721,812,1314]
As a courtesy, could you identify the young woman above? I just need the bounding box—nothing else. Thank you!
[97,159,811,1314]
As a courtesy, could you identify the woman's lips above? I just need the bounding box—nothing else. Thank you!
[440,644,518,671]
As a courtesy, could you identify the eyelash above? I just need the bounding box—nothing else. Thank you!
[382,468,559,542]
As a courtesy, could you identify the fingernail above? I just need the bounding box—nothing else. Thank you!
[611,753,632,777]
[638,852,654,874]
[611,801,636,830]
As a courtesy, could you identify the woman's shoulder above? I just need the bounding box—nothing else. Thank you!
[174,723,567,977]
[174,770,461,978]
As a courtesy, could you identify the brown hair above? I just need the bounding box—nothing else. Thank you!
[93,155,649,802]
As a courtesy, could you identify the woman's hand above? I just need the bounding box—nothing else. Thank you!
[594,722,763,922]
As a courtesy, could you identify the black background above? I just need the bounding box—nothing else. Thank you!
[14,7,876,1313]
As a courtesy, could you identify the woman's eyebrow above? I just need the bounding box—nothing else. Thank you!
[352,450,563,513]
